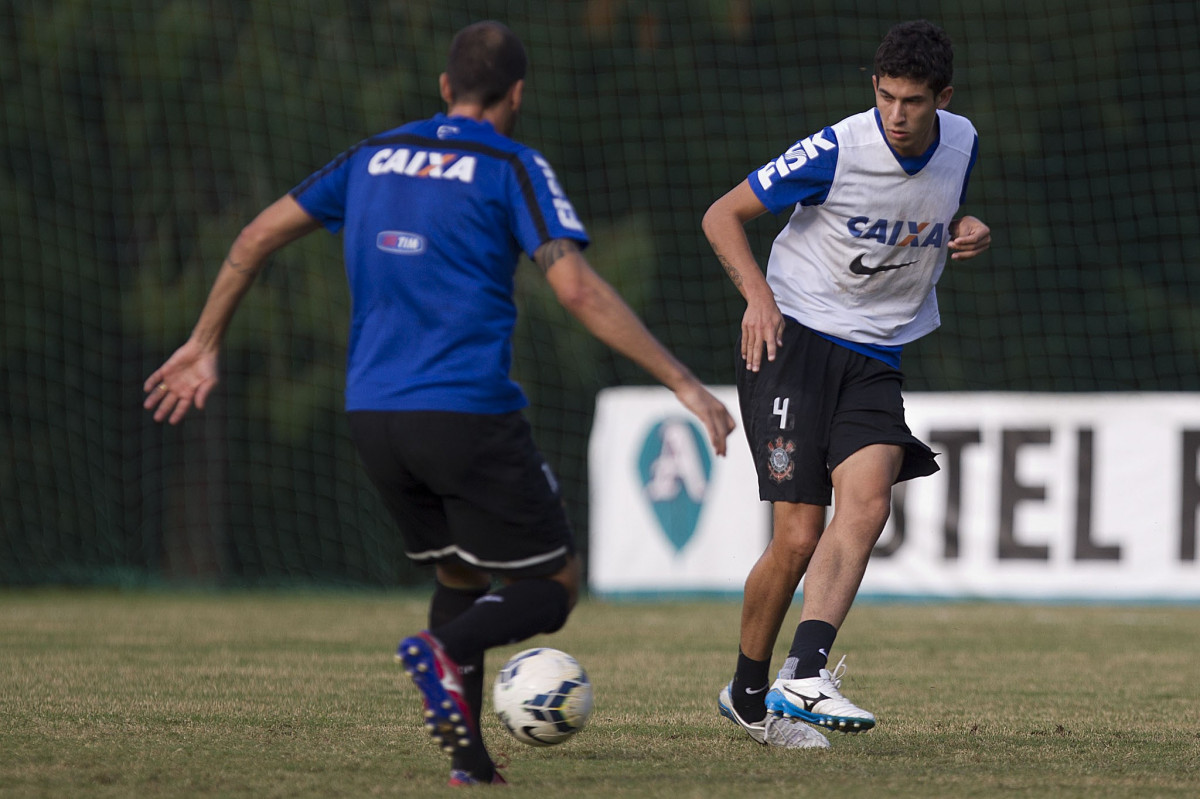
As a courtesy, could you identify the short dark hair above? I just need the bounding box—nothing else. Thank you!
[445,21,527,108]
[873,20,954,95]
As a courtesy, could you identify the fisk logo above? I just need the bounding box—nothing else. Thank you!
[756,131,836,191]
[368,148,477,182]
[532,155,585,232]
[847,217,946,248]
[377,231,426,255]
[637,418,711,553]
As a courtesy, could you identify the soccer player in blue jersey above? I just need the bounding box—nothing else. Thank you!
[702,20,991,749]
[144,20,734,785]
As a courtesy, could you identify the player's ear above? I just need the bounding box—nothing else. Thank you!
[936,85,953,109]
[508,79,525,112]
[439,73,454,106]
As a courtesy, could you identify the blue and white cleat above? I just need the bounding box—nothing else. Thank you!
[764,655,875,733]
[719,681,830,749]
[396,631,475,753]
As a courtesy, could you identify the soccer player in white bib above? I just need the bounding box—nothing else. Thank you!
[703,20,991,748]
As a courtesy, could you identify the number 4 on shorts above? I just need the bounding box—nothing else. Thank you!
[773,397,790,430]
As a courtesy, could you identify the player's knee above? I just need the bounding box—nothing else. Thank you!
[762,540,815,583]
[768,514,822,566]
[541,578,572,634]
[868,494,892,528]
[548,554,582,611]
[839,492,892,532]
[500,573,573,634]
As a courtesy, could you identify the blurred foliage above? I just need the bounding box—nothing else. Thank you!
[2,0,1198,585]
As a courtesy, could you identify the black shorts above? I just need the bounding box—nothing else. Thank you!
[347,410,574,578]
[735,318,938,505]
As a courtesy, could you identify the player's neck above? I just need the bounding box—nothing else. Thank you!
[446,101,486,120]
[445,103,517,137]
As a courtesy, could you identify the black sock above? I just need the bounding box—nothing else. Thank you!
[429,581,490,628]
[731,649,771,723]
[431,578,570,665]
[428,582,489,715]
[428,583,494,776]
[431,579,569,778]
[781,619,837,679]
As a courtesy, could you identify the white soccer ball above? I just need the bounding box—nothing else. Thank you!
[493,647,593,746]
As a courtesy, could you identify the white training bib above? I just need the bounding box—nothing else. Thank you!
[767,109,977,345]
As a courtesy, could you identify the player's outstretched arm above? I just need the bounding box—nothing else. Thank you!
[536,239,735,456]
[143,195,321,425]
[947,215,992,260]
[701,180,782,373]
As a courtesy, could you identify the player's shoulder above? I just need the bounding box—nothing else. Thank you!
[829,109,882,146]
[935,110,978,153]
[345,121,427,165]
[937,110,977,138]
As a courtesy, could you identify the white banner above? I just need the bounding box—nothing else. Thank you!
[588,389,1200,601]
[588,387,768,596]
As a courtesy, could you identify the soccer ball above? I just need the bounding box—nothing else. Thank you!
[493,647,593,746]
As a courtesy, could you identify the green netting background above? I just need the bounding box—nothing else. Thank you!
[3,0,1198,586]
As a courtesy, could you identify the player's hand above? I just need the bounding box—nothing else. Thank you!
[143,340,220,425]
[674,381,736,457]
[948,215,992,260]
[741,298,785,373]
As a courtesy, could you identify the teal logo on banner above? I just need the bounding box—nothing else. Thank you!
[637,418,712,553]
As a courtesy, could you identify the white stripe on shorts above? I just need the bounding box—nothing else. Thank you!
[405,544,569,571]
[405,545,459,562]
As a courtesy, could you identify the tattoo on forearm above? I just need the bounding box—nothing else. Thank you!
[535,238,579,273]
[715,252,743,288]
[225,255,254,275]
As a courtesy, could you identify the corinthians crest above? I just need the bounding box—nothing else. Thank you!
[766,436,796,483]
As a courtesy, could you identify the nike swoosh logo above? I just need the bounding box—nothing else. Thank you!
[744,685,768,695]
[522,726,551,743]
[849,253,917,276]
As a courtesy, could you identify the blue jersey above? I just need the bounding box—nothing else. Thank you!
[291,114,590,412]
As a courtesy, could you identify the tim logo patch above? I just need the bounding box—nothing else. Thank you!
[377,231,426,255]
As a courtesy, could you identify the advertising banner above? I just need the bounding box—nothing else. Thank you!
[589,389,1200,600]
[589,387,768,596]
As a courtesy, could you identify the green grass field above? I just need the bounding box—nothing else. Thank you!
[2,590,1198,798]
